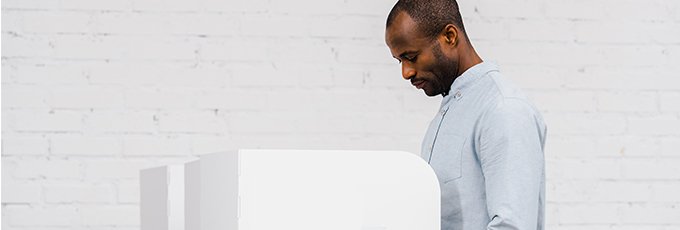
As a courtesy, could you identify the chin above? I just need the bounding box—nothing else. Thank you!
[423,89,439,97]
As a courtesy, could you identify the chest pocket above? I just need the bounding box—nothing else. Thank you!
[429,134,466,184]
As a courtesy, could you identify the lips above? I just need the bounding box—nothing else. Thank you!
[411,80,426,89]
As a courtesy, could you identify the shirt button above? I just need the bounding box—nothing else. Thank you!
[454,91,462,99]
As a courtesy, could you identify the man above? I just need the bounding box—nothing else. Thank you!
[384,1,547,229]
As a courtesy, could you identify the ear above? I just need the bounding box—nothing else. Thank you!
[442,24,459,47]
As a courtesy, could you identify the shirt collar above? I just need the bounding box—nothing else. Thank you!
[441,61,499,106]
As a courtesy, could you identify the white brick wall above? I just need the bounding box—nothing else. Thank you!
[2,0,679,229]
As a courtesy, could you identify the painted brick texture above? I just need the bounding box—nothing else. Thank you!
[2,0,679,229]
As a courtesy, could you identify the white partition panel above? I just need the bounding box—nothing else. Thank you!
[184,160,200,230]
[143,149,440,230]
[140,165,185,230]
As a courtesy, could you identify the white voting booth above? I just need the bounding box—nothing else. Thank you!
[141,149,440,230]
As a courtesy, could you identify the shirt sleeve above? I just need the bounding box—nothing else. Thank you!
[477,98,546,230]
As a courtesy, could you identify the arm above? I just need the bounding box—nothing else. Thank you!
[477,98,546,230]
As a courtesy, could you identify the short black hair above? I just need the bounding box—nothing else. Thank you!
[386,0,467,40]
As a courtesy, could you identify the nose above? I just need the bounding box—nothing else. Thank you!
[401,62,416,80]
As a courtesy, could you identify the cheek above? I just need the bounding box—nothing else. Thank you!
[417,59,441,79]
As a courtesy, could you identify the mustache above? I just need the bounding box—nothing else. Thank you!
[410,78,427,84]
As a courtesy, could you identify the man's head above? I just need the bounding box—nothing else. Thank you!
[385,0,472,97]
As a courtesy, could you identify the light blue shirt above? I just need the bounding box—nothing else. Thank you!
[421,62,547,230]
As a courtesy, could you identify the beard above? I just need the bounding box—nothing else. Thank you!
[430,42,459,97]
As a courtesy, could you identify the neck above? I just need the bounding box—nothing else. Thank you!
[440,45,482,97]
[456,46,483,77]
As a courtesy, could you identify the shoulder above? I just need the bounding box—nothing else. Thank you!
[487,70,529,101]
[478,71,544,130]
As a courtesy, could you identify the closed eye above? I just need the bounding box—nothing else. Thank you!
[404,55,417,62]
[394,51,419,64]
[399,52,418,63]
